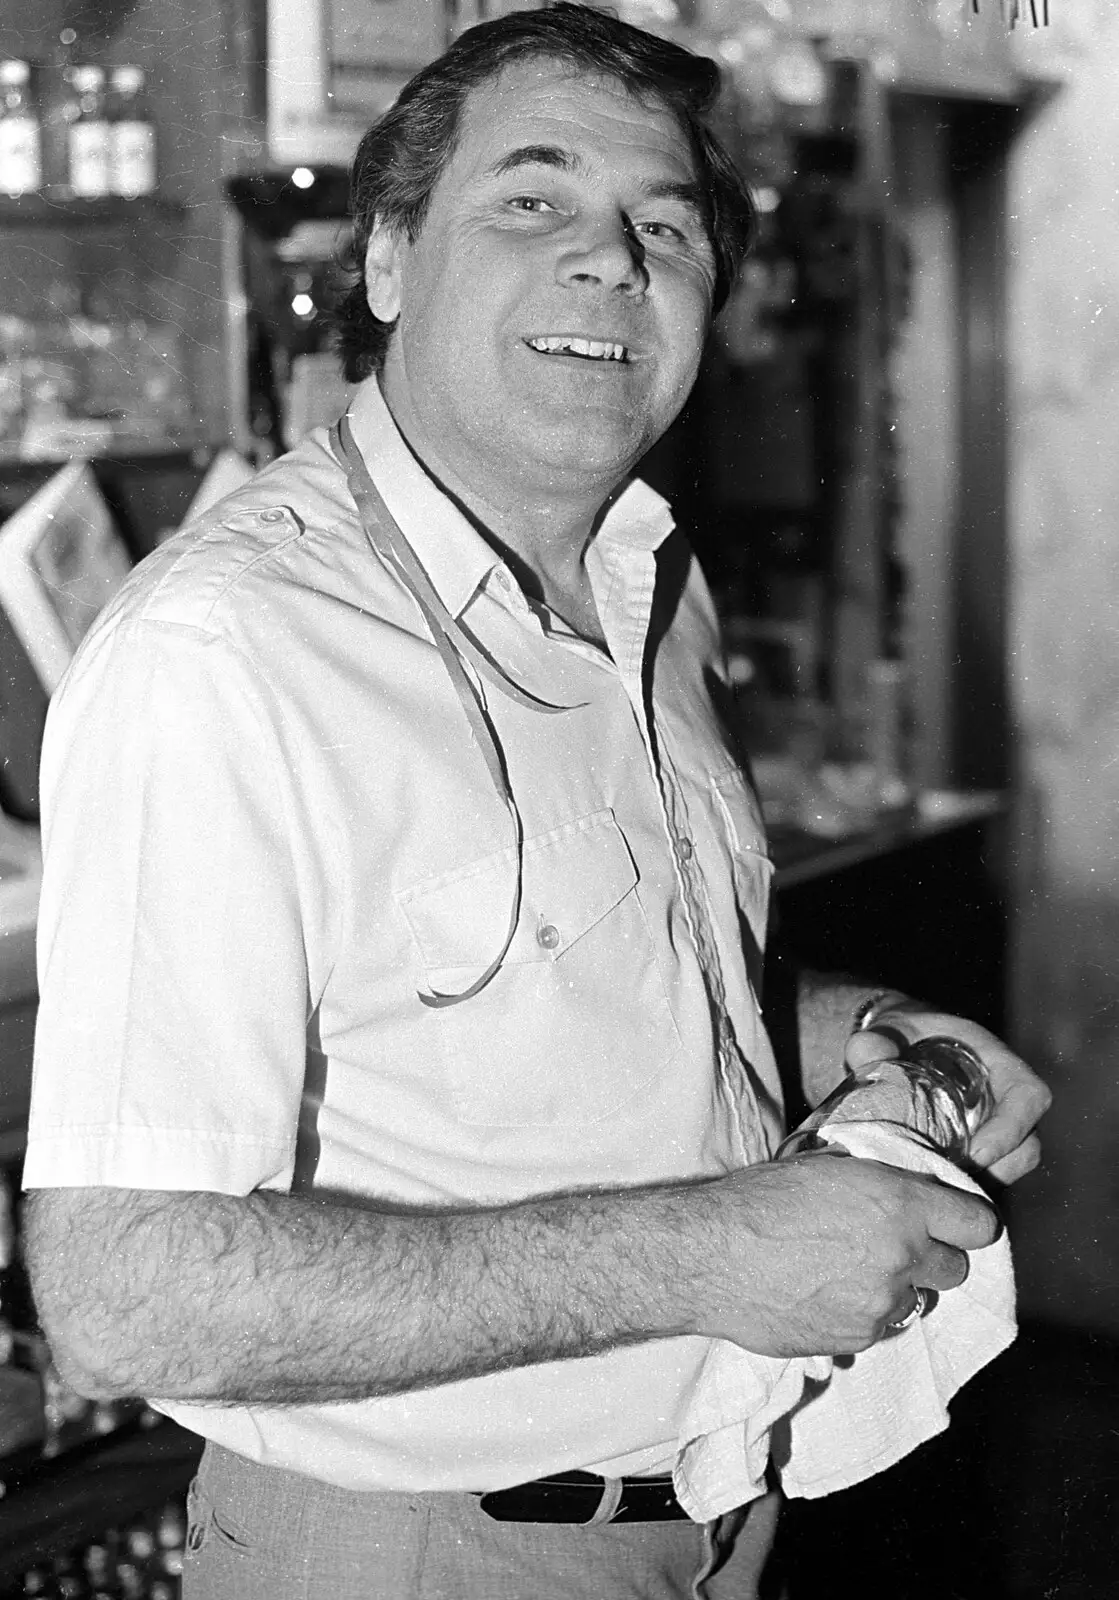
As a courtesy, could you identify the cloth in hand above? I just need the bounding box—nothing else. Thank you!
[671,1121,1015,1522]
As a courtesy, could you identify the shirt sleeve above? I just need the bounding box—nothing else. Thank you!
[24,612,309,1196]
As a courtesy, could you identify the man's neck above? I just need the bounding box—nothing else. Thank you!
[434,470,610,652]
[376,379,622,642]
[374,377,621,585]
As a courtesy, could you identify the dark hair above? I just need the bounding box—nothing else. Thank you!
[332,2,756,381]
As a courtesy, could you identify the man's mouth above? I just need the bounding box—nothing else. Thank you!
[525,336,630,363]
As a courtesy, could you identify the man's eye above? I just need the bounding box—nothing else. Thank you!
[507,195,554,214]
[634,219,685,241]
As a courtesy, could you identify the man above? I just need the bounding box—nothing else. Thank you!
[22,7,1048,1598]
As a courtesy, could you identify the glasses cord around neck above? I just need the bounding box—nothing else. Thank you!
[331,415,577,1007]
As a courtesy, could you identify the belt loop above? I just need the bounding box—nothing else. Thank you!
[589,1477,624,1525]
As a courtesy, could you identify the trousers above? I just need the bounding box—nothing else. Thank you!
[182,1442,782,1600]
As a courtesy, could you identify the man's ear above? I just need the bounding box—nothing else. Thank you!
[364,221,404,324]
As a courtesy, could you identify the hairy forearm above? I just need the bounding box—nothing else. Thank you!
[24,1180,711,1407]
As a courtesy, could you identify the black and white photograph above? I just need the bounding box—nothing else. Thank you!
[0,3,1112,1598]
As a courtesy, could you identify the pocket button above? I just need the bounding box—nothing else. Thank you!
[536,922,560,950]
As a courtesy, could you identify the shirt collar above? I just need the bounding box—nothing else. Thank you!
[346,379,497,619]
[344,378,676,619]
[594,475,676,557]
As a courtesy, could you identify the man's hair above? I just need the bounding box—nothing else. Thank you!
[332,1,757,381]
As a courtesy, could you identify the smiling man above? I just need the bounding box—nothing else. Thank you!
[22,7,1048,1600]
[371,63,714,502]
[348,27,734,654]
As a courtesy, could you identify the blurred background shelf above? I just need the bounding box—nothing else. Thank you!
[0,196,187,227]
[0,1414,198,1594]
[770,789,1006,887]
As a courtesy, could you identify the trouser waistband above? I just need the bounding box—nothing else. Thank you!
[475,1469,690,1523]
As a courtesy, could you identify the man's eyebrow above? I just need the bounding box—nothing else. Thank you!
[642,178,710,222]
[486,144,580,178]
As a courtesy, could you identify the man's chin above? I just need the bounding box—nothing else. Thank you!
[520,418,657,486]
[531,447,647,494]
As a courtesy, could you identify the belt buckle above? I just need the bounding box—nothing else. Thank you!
[612,1477,687,1523]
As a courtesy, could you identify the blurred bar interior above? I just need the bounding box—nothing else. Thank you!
[0,1,1113,1595]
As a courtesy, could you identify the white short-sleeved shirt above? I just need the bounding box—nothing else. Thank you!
[25,378,784,1491]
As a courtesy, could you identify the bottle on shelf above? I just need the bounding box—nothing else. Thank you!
[48,1555,85,1600]
[107,66,156,199]
[0,60,43,198]
[64,64,111,199]
[80,1543,115,1595]
[16,1500,188,1599]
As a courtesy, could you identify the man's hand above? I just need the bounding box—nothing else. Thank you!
[694,1153,1001,1358]
[844,1002,1051,1185]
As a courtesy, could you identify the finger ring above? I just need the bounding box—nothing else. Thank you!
[888,1287,930,1331]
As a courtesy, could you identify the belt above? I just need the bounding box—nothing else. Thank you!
[476,1470,690,1524]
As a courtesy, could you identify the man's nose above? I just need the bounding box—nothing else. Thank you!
[556,216,649,296]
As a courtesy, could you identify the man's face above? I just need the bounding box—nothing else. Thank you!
[373,58,717,503]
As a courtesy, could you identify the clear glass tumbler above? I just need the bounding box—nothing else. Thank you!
[776,1035,994,1164]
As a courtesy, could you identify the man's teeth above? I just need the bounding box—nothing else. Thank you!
[528,336,627,361]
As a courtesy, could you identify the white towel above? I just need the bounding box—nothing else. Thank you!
[672,1121,1016,1522]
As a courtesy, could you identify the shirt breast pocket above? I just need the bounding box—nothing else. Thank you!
[396,809,681,1127]
[709,765,774,953]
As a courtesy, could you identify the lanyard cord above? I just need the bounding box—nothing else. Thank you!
[335,416,578,715]
[331,416,574,1007]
